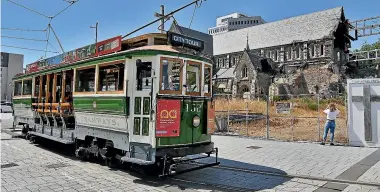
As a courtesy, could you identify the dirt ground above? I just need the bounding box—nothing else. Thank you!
[215,97,348,143]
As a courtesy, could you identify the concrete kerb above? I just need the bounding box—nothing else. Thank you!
[212,132,351,147]
[1,128,25,138]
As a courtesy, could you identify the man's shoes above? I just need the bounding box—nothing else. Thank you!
[321,142,325,145]
[330,143,334,146]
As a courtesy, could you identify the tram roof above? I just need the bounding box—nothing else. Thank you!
[13,45,212,80]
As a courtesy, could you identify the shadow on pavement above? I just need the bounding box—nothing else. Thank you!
[31,138,291,191]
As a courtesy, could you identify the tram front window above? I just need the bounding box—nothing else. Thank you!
[186,61,201,94]
[160,58,182,93]
[136,61,151,91]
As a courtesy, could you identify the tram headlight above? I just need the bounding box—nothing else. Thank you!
[192,115,201,127]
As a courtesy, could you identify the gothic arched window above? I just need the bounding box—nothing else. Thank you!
[242,66,248,78]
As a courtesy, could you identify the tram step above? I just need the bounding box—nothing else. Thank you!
[120,156,155,165]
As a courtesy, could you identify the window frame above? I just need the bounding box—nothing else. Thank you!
[13,80,23,97]
[204,64,212,97]
[320,44,324,56]
[74,65,96,95]
[22,78,33,96]
[96,61,125,94]
[242,66,248,78]
[185,60,202,96]
[159,57,183,95]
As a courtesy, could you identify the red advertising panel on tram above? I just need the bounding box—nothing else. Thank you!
[96,36,122,56]
[156,99,181,137]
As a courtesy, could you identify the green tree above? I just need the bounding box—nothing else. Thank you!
[355,38,380,52]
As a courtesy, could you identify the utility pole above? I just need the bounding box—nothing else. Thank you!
[154,5,165,33]
[90,22,98,44]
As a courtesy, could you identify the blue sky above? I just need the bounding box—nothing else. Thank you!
[1,0,379,67]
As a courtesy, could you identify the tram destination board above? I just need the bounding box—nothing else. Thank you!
[167,32,204,52]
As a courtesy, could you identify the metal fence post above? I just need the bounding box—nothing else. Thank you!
[246,101,248,136]
[291,117,294,141]
[345,94,349,144]
[317,93,321,142]
[227,94,230,134]
[266,94,270,139]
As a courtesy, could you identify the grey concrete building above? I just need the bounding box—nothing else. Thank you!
[1,52,24,101]
[212,6,352,97]
[208,13,266,35]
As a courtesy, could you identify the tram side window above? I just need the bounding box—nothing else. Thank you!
[186,62,201,93]
[22,79,32,95]
[42,75,47,98]
[76,68,95,92]
[204,66,211,94]
[136,60,151,91]
[34,77,40,97]
[14,81,22,96]
[55,74,62,101]
[160,58,182,93]
[98,63,124,92]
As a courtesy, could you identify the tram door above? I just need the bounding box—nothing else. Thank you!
[128,58,153,145]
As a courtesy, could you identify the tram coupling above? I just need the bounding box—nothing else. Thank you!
[158,147,220,178]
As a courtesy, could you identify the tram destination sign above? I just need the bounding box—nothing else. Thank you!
[167,32,204,52]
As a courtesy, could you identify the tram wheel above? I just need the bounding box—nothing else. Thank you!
[105,157,116,168]
[29,136,37,144]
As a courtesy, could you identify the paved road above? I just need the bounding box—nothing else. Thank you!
[2,113,380,191]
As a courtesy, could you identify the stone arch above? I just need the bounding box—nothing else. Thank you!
[238,85,250,94]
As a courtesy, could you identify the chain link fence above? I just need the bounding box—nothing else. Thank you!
[214,93,348,144]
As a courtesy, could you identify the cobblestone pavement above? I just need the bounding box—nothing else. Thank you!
[2,113,380,192]
[204,135,379,180]
[1,133,173,192]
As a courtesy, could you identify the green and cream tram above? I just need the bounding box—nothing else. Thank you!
[12,32,219,176]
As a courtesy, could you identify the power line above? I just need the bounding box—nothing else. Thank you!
[0,27,47,32]
[44,22,52,58]
[7,0,51,18]
[2,45,59,53]
[49,24,65,53]
[1,35,47,42]
[122,0,204,39]
[189,1,202,29]
[52,0,77,18]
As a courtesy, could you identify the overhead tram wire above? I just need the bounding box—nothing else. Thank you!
[52,0,78,19]
[1,35,47,42]
[6,0,51,19]
[4,0,79,57]
[188,0,202,29]
[44,21,53,58]
[122,0,205,39]
[0,27,47,32]
[49,24,65,53]
[1,45,59,53]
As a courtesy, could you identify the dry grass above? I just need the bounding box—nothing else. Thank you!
[215,97,348,143]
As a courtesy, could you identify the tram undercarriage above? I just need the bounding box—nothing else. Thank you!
[25,128,219,177]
